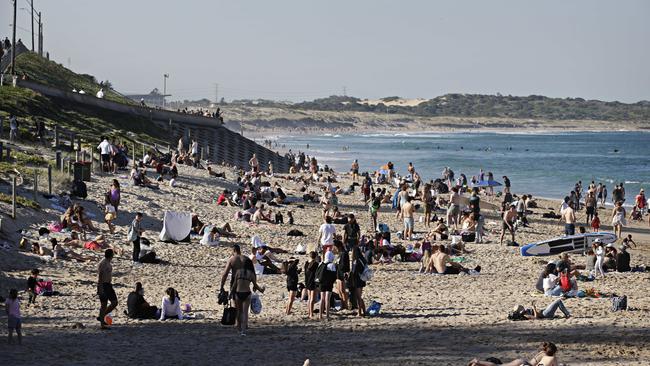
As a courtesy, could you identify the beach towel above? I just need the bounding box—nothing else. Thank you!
[159,211,192,242]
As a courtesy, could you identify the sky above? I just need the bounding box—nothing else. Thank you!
[3,0,649,103]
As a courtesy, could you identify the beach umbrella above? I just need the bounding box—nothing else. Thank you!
[474,180,502,187]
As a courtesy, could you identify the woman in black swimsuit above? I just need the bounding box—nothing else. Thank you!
[233,257,264,336]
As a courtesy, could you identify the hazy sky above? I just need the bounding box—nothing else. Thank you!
[3,0,649,102]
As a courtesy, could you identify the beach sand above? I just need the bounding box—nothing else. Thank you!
[1,163,650,366]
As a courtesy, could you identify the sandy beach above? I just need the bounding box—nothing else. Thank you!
[0,157,649,366]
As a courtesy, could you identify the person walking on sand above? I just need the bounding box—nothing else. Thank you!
[5,289,22,344]
[500,204,517,245]
[97,136,112,173]
[232,257,264,336]
[97,249,117,329]
[585,191,597,225]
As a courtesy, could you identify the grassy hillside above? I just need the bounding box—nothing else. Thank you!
[0,53,169,146]
[13,52,133,105]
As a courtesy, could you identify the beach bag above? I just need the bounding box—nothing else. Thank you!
[377,223,390,233]
[366,300,382,316]
[36,280,54,295]
[559,272,572,292]
[250,293,262,314]
[461,232,476,242]
[611,295,627,312]
[359,262,373,282]
[221,304,237,325]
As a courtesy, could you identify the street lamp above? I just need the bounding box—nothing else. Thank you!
[163,73,169,108]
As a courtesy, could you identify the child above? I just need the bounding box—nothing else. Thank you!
[593,241,606,278]
[6,289,22,344]
[104,203,117,234]
[591,212,600,232]
[284,258,300,315]
[275,211,284,225]
[27,269,40,305]
[287,211,294,225]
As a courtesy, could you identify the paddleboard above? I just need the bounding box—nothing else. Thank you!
[520,232,617,257]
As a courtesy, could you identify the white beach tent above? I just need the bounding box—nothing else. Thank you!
[159,211,192,242]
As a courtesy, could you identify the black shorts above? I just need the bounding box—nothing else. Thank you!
[98,283,117,303]
[586,206,595,215]
[319,282,334,292]
[101,154,110,163]
[502,222,513,232]
[352,169,359,174]
[287,281,298,292]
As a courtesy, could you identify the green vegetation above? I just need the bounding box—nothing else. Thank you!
[11,151,49,166]
[13,52,133,104]
[0,192,40,209]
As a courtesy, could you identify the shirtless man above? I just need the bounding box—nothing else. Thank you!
[561,203,576,236]
[500,204,518,245]
[401,196,415,240]
[432,244,479,274]
[351,160,359,182]
[249,153,259,173]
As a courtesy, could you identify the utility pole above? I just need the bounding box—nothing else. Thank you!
[163,73,169,108]
[37,12,42,56]
[11,0,17,75]
[30,0,34,51]
[214,83,219,104]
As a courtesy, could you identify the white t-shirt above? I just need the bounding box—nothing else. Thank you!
[98,140,111,155]
[319,223,336,246]
[159,296,182,320]
[191,142,199,155]
[543,274,558,292]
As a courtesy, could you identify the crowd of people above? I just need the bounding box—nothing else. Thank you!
[3,134,648,366]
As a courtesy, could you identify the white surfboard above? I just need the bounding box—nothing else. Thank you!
[520,232,617,257]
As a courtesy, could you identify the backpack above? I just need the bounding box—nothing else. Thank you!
[71,180,87,199]
[315,262,326,285]
[611,295,627,311]
[559,272,572,292]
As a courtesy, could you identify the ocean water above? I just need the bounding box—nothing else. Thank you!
[276,131,650,202]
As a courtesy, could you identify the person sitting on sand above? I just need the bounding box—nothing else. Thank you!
[126,282,158,319]
[159,287,183,320]
[216,190,235,206]
[251,245,281,275]
[207,166,226,178]
[430,218,449,241]
[542,264,562,296]
[511,299,570,320]
[200,226,220,247]
[469,341,559,366]
[432,245,480,274]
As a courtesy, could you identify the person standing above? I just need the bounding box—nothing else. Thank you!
[318,251,338,320]
[9,114,18,142]
[401,196,415,240]
[349,246,367,317]
[318,216,336,255]
[97,249,118,329]
[127,213,144,265]
[334,241,350,310]
[500,204,517,244]
[351,160,359,182]
[97,136,112,173]
[343,214,360,250]
[635,189,646,215]
[611,201,626,239]
[601,185,608,206]
[585,191,597,225]
[249,153,259,173]
[5,289,22,344]
[561,202,577,236]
